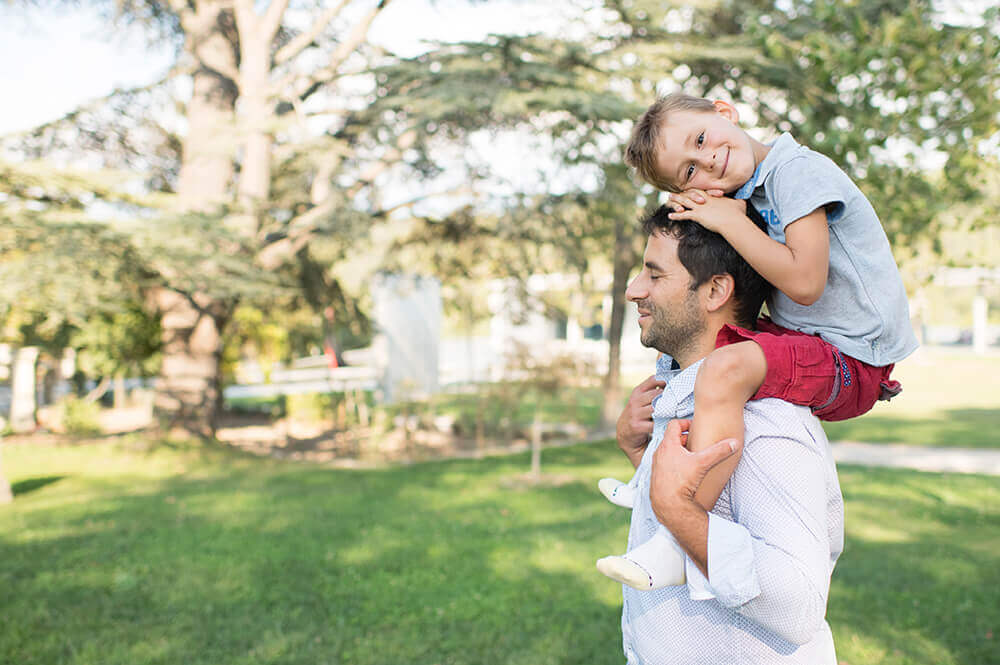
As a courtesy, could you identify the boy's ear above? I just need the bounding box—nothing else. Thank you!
[713,100,739,124]
[703,273,735,314]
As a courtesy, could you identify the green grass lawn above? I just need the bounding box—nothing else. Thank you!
[2,438,997,665]
[821,347,1000,448]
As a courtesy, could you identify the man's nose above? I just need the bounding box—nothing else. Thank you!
[625,277,644,301]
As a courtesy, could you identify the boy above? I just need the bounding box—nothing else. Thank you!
[596,92,917,590]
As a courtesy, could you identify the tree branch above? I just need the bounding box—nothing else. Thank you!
[274,0,351,66]
[261,0,291,43]
[166,0,195,24]
[256,123,416,270]
[346,127,417,198]
[371,185,474,218]
[303,0,394,85]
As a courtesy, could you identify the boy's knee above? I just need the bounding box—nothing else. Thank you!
[695,342,766,401]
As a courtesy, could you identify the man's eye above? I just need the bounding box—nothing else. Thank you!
[697,131,705,147]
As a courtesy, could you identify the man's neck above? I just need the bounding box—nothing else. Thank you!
[669,323,728,370]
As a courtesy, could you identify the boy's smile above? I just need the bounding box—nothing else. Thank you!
[652,102,769,194]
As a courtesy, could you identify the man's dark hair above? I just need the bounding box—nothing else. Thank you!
[641,204,773,328]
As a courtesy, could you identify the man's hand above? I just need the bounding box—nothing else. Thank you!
[649,419,742,528]
[666,189,747,235]
[617,375,665,467]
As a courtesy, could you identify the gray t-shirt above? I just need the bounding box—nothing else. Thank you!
[734,133,918,366]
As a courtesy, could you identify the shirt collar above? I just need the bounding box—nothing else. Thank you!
[732,132,799,200]
[653,356,704,419]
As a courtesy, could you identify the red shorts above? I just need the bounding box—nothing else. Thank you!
[715,319,901,422]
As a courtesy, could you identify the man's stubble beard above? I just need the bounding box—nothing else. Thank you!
[639,288,706,360]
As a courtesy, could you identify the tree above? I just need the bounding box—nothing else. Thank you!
[6,0,995,440]
[4,0,478,437]
[0,443,12,504]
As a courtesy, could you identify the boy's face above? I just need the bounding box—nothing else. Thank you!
[653,103,758,194]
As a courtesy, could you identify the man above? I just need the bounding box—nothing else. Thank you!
[612,205,844,664]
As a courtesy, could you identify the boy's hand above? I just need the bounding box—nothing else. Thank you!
[666,189,725,211]
[667,189,746,235]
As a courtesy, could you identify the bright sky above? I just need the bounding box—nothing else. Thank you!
[0,0,561,135]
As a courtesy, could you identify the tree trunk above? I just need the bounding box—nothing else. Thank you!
[154,289,231,438]
[0,443,12,504]
[10,347,39,434]
[530,411,542,479]
[601,216,635,428]
[175,4,238,213]
[236,33,273,235]
[114,373,127,408]
[155,3,239,438]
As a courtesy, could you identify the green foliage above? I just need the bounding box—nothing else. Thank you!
[73,302,162,379]
[687,0,999,248]
[59,397,102,436]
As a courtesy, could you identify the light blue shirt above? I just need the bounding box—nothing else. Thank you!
[621,355,844,664]
[734,133,918,366]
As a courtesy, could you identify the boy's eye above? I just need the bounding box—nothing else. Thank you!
[697,131,705,147]
[686,164,695,180]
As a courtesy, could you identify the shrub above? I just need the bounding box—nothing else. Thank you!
[61,398,102,436]
[285,393,334,423]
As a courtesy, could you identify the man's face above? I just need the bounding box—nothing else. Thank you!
[625,231,706,357]
[653,105,758,194]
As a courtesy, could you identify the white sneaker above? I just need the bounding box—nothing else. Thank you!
[596,528,686,589]
[598,477,636,508]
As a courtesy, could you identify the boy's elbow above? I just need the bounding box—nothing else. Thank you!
[787,279,825,306]
[787,288,822,306]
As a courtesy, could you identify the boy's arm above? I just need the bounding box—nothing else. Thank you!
[667,191,829,306]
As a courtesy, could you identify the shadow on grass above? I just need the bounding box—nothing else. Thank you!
[0,445,626,665]
[829,465,1000,665]
[11,475,66,496]
[822,407,1000,449]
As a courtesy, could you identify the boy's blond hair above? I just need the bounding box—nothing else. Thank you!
[624,93,716,193]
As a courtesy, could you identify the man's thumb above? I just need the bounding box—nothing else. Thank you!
[697,438,741,471]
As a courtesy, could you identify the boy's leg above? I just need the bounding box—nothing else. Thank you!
[597,342,766,591]
[596,526,686,589]
[687,341,767,511]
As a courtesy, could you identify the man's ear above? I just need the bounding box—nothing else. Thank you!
[703,273,735,314]
[713,99,739,124]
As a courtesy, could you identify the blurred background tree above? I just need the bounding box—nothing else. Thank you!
[0,0,996,438]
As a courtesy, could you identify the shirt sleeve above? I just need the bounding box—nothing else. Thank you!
[769,153,847,233]
[686,415,836,646]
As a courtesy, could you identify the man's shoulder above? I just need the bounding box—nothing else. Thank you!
[742,398,829,452]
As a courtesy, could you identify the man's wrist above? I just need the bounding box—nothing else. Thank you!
[651,489,695,530]
[617,434,649,467]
